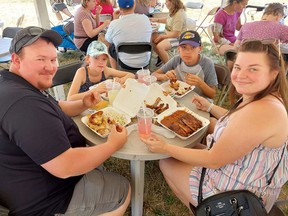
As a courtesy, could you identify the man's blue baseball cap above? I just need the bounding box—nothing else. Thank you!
[118,0,134,9]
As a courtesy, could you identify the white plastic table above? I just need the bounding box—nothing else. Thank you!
[72,91,209,216]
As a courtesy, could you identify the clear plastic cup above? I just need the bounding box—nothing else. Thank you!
[106,82,121,105]
[136,69,150,83]
[143,75,157,85]
[137,107,154,138]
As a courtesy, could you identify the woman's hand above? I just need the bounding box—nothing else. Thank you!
[140,134,167,154]
[191,95,211,112]
[107,125,128,150]
[95,5,102,15]
[102,20,110,28]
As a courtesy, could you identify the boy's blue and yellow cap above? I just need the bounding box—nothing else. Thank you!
[179,31,201,47]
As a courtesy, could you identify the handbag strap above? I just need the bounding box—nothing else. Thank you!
[198,139,286,204]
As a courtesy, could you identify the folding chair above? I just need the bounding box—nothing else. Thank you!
[214,63,230,106]
[205,23,222,57]
[50,61,83,100]
[16,14,25,27]
[185,1,204,22]
[61,21,85,59]
[195,6,220,35]
[116,42,152,73]
[2,27,23,38]
[186,18,196,31]
[99,14,113,23]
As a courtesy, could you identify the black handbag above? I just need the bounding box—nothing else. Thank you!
[191,138,285,216]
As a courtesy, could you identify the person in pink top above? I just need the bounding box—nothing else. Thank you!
[235,3,288,48]
[91,0,114,25]
[213,0,248,55]
[74,0,111,52]
[92,0,114,15]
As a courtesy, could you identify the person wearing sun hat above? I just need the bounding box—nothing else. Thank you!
[0,27,131,215]
[152,30,218,99]
[67,40,135,101]
[104,0,152,70]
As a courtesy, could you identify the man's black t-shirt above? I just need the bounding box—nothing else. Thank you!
[0,70,86,216]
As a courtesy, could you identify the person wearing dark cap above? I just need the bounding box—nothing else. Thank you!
[104,0,152,69]
[152,30,218,99]
[0,26,130,216]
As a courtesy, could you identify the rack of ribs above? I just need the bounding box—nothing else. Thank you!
[160,110,203,137]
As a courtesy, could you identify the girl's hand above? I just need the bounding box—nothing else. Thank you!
[185,73,202,87]
[92,82,107,94]
[191,95,210,112]
[140,133,167,154]
[113,77,125,84]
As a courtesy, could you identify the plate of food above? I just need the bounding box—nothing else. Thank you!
[160,79,195,98]
[144,83,177,116]
[157,107,210,140]
[81,107,131,138]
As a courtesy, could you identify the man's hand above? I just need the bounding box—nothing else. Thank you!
[82,91,102,108]
[107,125,128,150]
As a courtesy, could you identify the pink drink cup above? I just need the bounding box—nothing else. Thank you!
[137,108,154,138]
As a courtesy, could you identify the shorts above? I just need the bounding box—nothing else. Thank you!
[52,3,67,12]
[55,169,130,216]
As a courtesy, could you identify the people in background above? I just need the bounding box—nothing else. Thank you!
[134,0,157,16]
[74,0,110,52]
[67,41,135,101]
[234,3,288,48]
[0,26,131,215]
[152,31,218,99]
[50,0,74,24]
[142,40,288,213]
[92,0,114,16]
[213,0,248,55]
[150,0,187,66]
[104,0,152,70]
[91,0,114,25]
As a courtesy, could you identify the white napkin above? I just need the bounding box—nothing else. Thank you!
[126,124,176,138]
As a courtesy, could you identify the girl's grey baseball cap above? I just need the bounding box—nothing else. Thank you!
[9,26,62,54]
